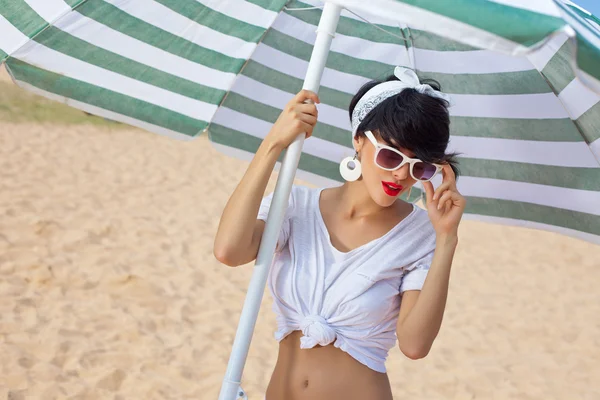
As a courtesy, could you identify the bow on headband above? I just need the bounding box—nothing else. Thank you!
[350,66,453,136]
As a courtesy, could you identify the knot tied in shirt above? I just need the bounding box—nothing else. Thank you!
[299,314,336,348]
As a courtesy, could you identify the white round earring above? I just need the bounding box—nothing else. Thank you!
[339,152,362,182]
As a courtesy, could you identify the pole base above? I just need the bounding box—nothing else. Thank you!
[236,387,247,400]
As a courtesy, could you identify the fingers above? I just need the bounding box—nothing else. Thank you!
[296,103,318,117]
[422,181,434,205]
[285,98,319,139]
[436,190,453,210]
[441,164,456,188]
[294,89,320,105]
[444,198,452,213]
[296,112,317,127]
[437,190,466,212]
[292,106,318,137]
[293,119,316,138]
[432,182,451,202]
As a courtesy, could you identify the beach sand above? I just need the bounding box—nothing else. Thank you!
[1,66,599,399]
[0,65,10,82]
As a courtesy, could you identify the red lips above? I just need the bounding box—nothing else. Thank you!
[382,181,402,190]
[382,181,403,197]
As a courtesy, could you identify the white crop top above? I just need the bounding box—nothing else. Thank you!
[257,185,436,373]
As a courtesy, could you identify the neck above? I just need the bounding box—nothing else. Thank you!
[336,180,388,220]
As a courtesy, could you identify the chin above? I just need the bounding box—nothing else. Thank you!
[369,184,399,207]
[380,195,398,207]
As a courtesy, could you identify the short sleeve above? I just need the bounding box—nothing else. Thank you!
[399,250,434,294]
[257,187,296,252]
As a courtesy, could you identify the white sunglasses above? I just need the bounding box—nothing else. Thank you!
[364,130,443,182]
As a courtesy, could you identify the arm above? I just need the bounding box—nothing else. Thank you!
[396,234,458,359]
[213,138,284,267]
[213,90,320,267]
[396,164,465,359]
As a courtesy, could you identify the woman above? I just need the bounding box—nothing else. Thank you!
[214,66,466,400]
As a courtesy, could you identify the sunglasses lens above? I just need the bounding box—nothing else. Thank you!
[376,149,404,169]
[413,162,437,181]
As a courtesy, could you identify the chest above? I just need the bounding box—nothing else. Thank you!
[318,201,413,254]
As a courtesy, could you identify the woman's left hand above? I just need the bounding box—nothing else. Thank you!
[422,164,466,237]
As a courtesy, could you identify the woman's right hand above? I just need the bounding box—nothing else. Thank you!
[265,90,320,150]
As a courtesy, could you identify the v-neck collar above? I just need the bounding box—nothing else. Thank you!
[313,187,417,257]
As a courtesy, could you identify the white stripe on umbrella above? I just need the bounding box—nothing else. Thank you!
[197,0,279,29]
[24,0,71,22]
[448,136,599,168]
[450,92,569,119]
[558,78,600,119]
[54,11,235,91]
[413,48,536,74]
[591,138,600,162]
[432,176,600,216]
[104,0,258,60]
[461,214,600,244]
[0,15,29,55]
[12,41,218,121]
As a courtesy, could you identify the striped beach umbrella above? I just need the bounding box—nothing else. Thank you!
[0,0,599,246]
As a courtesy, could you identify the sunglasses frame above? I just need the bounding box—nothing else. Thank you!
[364,130,443,182]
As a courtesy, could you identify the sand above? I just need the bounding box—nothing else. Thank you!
[0,66,599,399]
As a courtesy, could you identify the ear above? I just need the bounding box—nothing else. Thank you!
[353,133,365,153]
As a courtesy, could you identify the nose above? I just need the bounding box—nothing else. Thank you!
[392,163,411,181]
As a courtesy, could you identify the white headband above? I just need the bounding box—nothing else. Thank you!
[350,66,453,137]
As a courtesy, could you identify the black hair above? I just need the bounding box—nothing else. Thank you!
[349,73,461,179]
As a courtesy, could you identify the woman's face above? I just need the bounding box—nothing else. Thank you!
[355,131,417,208]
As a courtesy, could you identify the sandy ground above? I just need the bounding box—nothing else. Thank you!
[0,65,9,82]
[1,66,599,399]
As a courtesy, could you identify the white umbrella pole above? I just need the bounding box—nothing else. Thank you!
[218,3,342,400]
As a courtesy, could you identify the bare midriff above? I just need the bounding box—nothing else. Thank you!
[265,331,393,400]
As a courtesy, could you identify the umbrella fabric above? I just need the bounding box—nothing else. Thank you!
[0,0,288,138]
[0,0,599,244]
